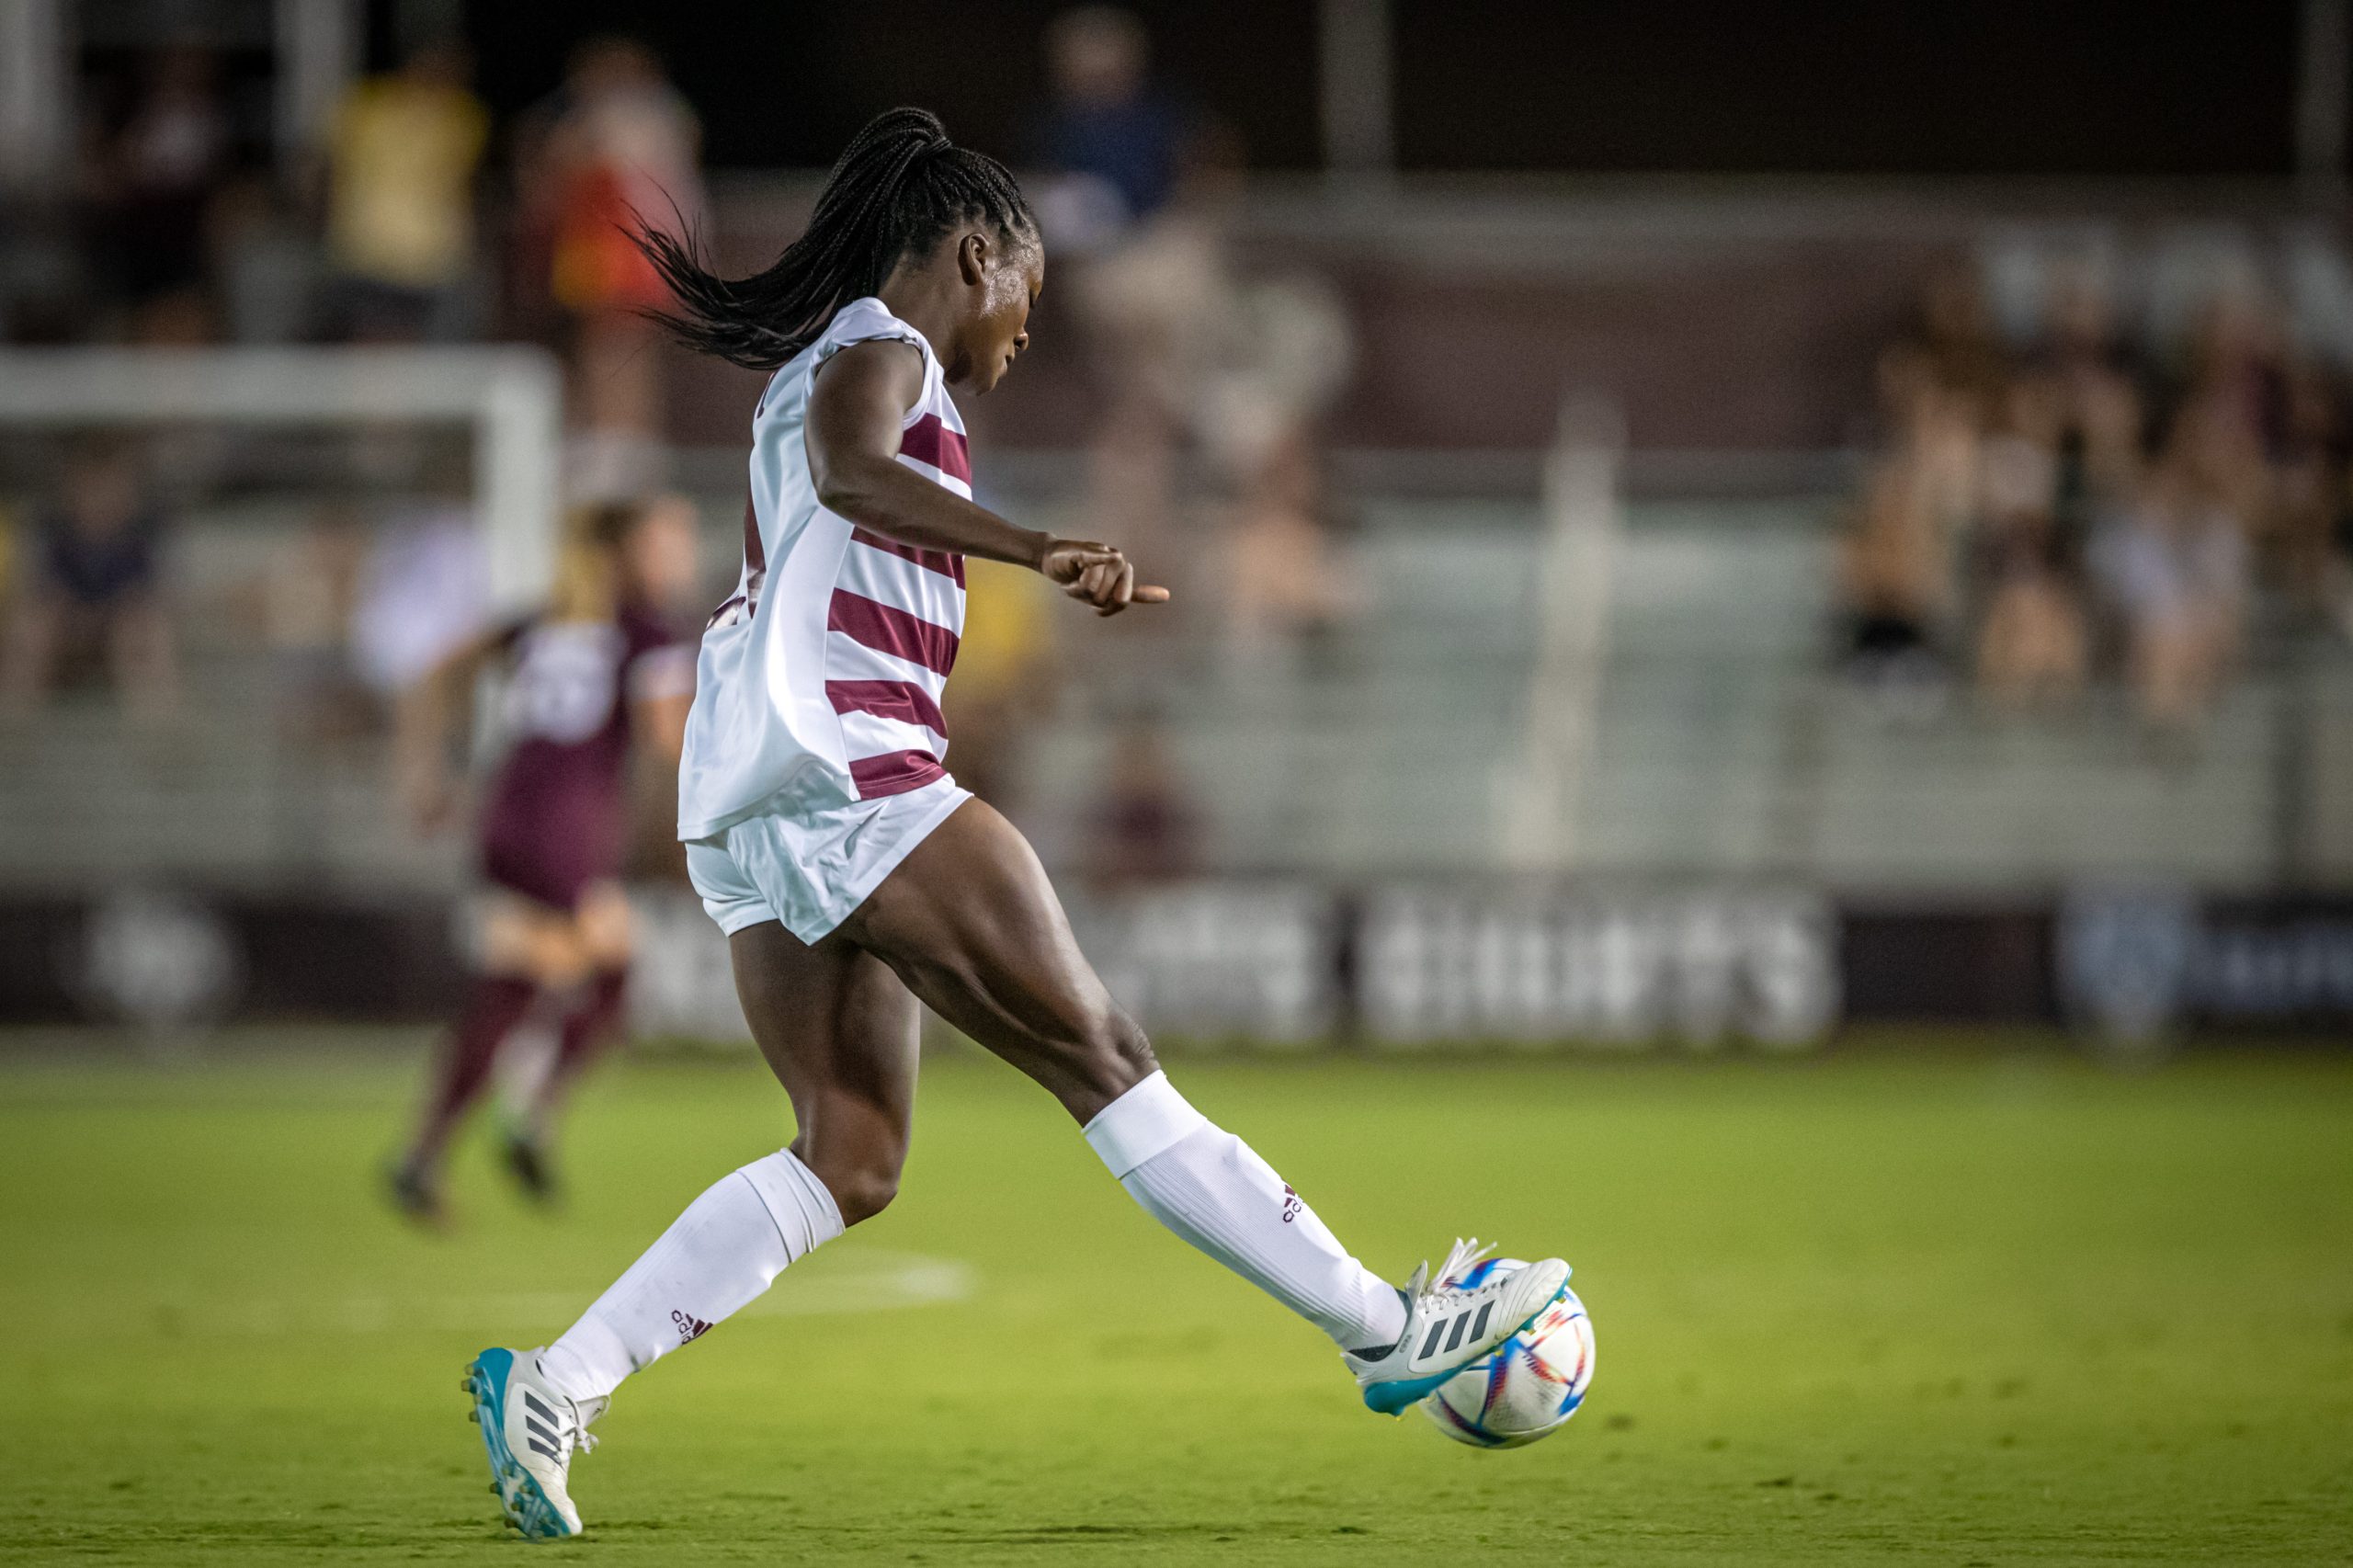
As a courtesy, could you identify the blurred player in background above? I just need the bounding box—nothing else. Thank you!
[460,108,1571,1542]
[387,494,699,1222]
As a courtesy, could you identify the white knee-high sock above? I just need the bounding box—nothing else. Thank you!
[1085,1071,1405,1352]
[537,1148,843,1403]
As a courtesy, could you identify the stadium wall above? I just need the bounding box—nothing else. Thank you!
[5,883,2349,1049]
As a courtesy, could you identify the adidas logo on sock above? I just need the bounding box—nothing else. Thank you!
[670,1309,712,1344]
[1279,1184,1303,1224]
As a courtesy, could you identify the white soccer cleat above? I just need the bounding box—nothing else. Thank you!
[462,1346,606,1540]
[1344,1240,1574,1416]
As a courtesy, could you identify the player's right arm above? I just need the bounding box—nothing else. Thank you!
[805,339,1169,618]
[392,631,498,833]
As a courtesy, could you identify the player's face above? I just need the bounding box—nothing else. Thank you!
[961,234,1043,394]
[623,496,701,613]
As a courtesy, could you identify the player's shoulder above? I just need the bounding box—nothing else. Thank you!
[824,295,901,337]
[816,297,934,373]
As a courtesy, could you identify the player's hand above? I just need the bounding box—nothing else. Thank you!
[1039,538,1171,617]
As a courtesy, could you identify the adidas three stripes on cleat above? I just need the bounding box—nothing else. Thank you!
[463,1347,606,1540]
[1342,1240,1574,1415]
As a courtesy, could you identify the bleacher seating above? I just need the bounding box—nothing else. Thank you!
[0,496,2329,893]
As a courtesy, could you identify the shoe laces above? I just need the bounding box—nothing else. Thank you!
[1427,1238,1495,1300]
[568,1395,608,1458]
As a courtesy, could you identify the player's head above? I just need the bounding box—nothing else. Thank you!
[554,494,700,619]
[637,108,1039,390]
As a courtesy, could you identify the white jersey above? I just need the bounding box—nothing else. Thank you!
[676,297,971,841]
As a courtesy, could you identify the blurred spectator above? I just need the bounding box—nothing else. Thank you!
[534,39,703,498]
[1837,260,2339,734]
[88,46,232,339]
[1912,266,2010,421]
[1030,6,1192,245]
[1222,427,1363,659]
[0,437,178,719]
[2166,291,2289,466]
[2275,362,2353,627]
[1086,719,1200,889]
[1030,6,1234,582]
[322,41,489,342]
[1972,380,2087,709]
[2091,425,2252,737]
[1838,358,1976,698]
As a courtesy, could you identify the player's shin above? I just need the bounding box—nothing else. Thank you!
[1083,1070,1406,1354]
[535,1147,844,1403]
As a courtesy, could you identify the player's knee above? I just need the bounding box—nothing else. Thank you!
[827,1165,900,1227]
[798,1143,903,1227]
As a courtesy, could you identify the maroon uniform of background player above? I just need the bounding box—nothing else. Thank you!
[389,496,697,1221]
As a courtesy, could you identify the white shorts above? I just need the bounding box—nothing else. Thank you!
[686,776,972,945]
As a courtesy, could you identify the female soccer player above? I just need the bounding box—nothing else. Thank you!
[389,495,698,1221]
[463,109,1570,1540]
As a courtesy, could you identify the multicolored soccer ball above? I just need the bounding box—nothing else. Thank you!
[1420,1263,1595,1449]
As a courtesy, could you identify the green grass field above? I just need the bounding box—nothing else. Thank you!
[1,1038,2347,1565]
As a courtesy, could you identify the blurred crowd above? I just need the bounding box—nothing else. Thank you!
[5,31,702,493]
[0,8,1373,888]
[1840,261,2353,740]
[0,25,715,737]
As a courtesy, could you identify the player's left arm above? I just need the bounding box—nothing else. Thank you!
[627,642,696,767]
[393,630,502,833]
[807,338,1170,617]
[632,691,689,767]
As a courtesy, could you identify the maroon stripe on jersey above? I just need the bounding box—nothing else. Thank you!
[826,678,949,737]
[826,589,960,676]
[849,749,948,799]
[741,493,766,572]
[897,414,972,483]
[850,528,965,585]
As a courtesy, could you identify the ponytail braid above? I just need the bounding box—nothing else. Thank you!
[634,108,1036,371]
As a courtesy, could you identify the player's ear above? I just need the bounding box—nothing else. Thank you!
[957,230,989,287]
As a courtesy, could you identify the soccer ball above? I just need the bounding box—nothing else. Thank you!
[1420,1264,1595,1449]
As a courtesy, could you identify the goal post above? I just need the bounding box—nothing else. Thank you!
[0,345,563,610]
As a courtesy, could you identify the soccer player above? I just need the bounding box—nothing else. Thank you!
[463,109,1571,1540]
[389,495,699,1221]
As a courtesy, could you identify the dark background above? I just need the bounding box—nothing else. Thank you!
[454,0,2314,176]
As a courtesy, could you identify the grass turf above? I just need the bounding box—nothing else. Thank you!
[0,1040,2347,1565]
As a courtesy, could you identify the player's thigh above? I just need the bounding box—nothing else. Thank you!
[475,891,594,987]
[839,797,1154,1120]
[573,881,633,970]
[727,920,920,1211]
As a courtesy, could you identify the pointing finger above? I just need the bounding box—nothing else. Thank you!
[1097,558,1135,615]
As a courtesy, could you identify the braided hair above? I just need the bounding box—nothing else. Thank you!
[634,108,1035,371]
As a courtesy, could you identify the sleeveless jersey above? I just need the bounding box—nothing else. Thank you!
[479,605,693,907]
[676,297,970,841]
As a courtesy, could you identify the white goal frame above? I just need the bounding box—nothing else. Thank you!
[0,345,563,610]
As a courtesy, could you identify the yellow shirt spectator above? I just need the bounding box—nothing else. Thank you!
[327,55,488,291]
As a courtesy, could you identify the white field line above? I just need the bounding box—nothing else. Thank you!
[89,1249,974,1337]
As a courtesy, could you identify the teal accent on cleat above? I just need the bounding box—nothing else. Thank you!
[1362,1369,1462,1415]
[1345,1244,1574,1418]
[464,1346,604,1541]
